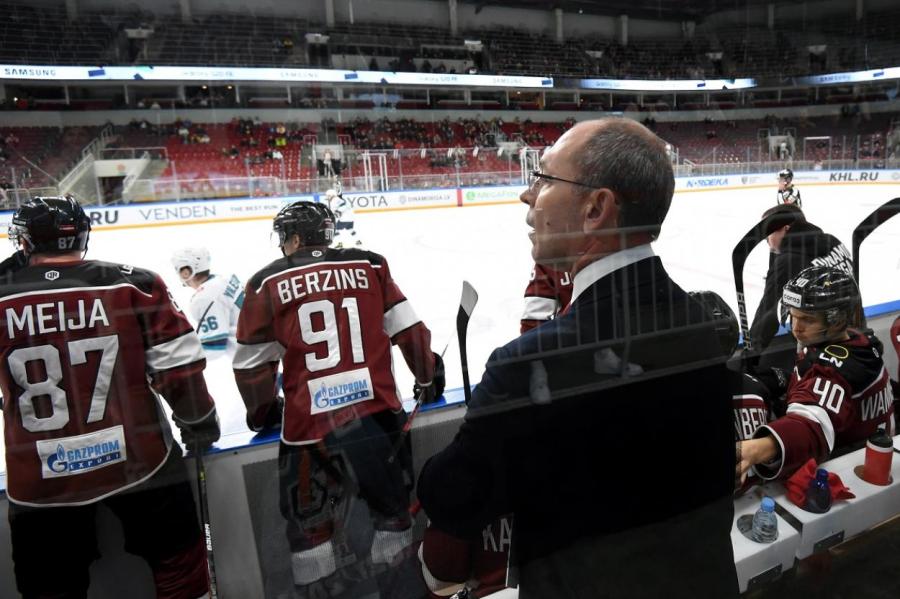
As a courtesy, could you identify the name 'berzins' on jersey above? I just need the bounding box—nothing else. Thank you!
[732,370,772,441]
[0,261,213,507]
[234,248,432,444]
[755,329,893,478]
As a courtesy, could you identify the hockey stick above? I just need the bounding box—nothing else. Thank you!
[458,281,479,404]
[731,219,769,351]
[193,442,219,599]
[194,300,215,334]
[851,197,900,282]
[387,282,479,463]
[386,340,451,465]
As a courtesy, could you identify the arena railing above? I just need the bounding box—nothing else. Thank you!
[119,157,900,204]
[0,186,60,210]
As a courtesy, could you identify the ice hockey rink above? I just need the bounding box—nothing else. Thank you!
[1,181,899,472]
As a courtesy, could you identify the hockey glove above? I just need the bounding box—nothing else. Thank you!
[413,352,446,405]
[176,409,221,452]
[751,365,790,417]
[246,395,284,432]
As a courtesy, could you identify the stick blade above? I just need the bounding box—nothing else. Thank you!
[852,197,900,281]
[459,280,479,317]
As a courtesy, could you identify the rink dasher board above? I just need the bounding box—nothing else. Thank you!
[0,309,896,597]
[0,167,899,233]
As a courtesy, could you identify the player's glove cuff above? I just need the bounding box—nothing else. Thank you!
[176,409,221,452]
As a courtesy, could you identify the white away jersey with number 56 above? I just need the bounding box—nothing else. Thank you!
[190,273,244,355]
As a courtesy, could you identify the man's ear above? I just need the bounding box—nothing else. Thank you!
[583,188,619,234]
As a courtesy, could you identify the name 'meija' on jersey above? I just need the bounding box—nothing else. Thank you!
[0,261,214,506]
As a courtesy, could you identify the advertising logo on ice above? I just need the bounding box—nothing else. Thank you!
[37,426,127,479]
[308,367,374,414]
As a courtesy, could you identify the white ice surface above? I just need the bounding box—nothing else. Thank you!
[2,183,899,475]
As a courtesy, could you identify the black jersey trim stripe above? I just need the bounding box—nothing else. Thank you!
[0,282,154,303]
[851,365,889,399]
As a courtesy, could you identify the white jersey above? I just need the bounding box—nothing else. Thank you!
[328,195,362,247]
[190,273,244,356]
[329,195,355,223]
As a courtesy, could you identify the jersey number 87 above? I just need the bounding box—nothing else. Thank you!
[7,335,120,432]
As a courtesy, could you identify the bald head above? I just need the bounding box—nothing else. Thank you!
[566,118,675,240]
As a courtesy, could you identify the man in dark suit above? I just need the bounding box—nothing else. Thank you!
[417,118,737,598]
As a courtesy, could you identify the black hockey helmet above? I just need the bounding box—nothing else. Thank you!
[9,195,91,254]
[781,265,861,327]
[689,290,740,356]
[777,168,793,182]
[273,201,335,247]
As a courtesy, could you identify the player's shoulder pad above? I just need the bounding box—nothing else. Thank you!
[803,333,880,379]
[326,247,386,268]
[246,256,291,291]
[739,370,773,400]
[84,260,159,292]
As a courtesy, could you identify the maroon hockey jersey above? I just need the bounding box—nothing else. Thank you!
[520,263,573,334]
[753,329,893,479]
[0,260,213,506]
[732,370,772,442]
[233,247,433,444]
[892,316,899,382]
[421,515,511,599]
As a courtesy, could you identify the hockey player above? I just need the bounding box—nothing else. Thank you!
[893,316,900,381]
[171,246,244,355]
[776,168,801,206]
[893,316,900,377]
[324,187,361,247]
[892,316,900,429]
[0,196,219,599]
[419,515,512,599]
[520,262,572,333]
[750,203,853,355]
[738,265,893,481]
[233,201,442,594]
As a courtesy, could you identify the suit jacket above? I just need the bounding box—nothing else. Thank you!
[418,256,737,598]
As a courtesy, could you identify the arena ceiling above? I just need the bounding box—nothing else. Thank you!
[466,1,814,21]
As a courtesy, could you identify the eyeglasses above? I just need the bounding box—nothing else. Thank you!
[527,169,602,192]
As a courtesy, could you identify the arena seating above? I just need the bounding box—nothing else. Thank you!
[0,2,114,65]
[3,111,897,202]
[2,1,900,81]
[0,126,99,189]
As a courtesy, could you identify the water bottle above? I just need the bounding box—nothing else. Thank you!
[750,496,779,543]
[804,468,833,513]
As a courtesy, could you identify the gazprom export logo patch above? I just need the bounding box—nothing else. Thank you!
[308,367,374,414]
[36,425,127,479]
